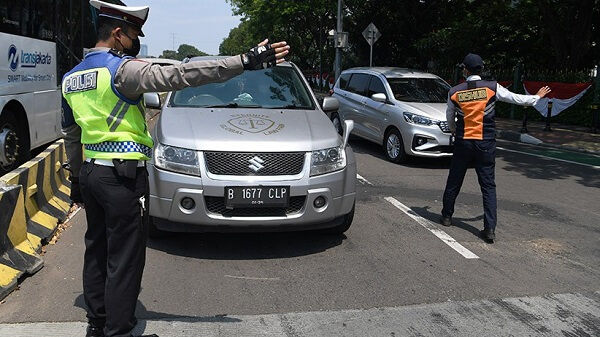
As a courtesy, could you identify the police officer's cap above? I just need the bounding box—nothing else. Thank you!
[461,53,484,73]
[90,0,149,37]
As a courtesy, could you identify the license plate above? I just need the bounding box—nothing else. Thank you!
[225,186,290,208]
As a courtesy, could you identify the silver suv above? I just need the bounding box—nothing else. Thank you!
[332,67,453,163]
[144,57,356,235]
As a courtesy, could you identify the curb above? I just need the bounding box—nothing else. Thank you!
[0,140,71,301]
[496,130,600,156]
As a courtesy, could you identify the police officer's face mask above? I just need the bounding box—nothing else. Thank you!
[117,30,141,57]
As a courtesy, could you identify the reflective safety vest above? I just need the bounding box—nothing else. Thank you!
[449,80,497,140]
[62,50,153,160]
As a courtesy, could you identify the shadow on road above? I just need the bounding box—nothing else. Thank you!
[410,205,485,241]
[147,231,346,260]
[74,295,242,333]
[497,148,600,188]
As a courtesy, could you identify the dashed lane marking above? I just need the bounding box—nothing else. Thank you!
[384,196,479,259]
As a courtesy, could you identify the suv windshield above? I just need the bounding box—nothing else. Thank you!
[386,77,450,103]
[170,66,314,109]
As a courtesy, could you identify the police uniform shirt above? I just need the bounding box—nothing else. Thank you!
[446,75,542,133]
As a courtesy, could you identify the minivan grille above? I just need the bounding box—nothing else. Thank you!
[204,152,305,176]
[205,196,306,217]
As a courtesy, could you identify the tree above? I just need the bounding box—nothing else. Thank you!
[159,44,208,60]
[220,0,600,73]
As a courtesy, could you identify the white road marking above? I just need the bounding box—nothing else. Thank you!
[356,174,373,185]
[497,146,600,169]
[384,197,479,259]
[224,275,280,281]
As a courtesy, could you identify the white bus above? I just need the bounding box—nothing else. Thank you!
[0,0,124,175]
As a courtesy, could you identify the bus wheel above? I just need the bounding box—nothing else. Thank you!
[0,112,29,175]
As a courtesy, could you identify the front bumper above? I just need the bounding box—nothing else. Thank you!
[399,122,453,158]
[148,149,357,232]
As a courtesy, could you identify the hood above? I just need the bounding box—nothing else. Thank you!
[402,102,447,121]
[156,107,340,152]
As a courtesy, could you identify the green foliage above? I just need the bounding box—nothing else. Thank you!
[159,44,208,60]
[221,0,599,71]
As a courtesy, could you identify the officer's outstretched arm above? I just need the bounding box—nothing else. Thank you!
[114,40,290,101]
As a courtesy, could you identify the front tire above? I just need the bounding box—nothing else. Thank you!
[148,216,170,238]
[384,128,408,163]
[321,204,355,235]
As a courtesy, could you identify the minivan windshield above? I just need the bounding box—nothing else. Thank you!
[386,77,450,103]
[170,66,315,109]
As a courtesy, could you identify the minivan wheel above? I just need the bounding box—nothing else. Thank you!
[331,113,343,135]
[321,204,355,235]
[384,128,408,163]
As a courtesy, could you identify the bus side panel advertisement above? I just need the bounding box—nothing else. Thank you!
[1,33,57,96]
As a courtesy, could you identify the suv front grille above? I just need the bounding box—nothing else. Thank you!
[204,152,305,176]
[205,196,306,217]
[438,121,451,133]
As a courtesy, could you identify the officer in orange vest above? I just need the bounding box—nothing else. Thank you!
[440,53,550,243]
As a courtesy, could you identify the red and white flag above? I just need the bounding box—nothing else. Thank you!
[523,81,592,117]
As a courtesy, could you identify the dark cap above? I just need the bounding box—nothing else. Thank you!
[461,53,484,73]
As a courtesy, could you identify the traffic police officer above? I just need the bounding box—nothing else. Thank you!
[440,53,550,243]
[61,1,290,336]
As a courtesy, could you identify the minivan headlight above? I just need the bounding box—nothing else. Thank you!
[403,112,439,126]
[154,143,201,176]
[310,146,346,176]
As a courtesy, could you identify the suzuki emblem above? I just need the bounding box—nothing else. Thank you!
[248,156,265,172]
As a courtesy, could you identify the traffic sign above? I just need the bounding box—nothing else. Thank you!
[362,23,381,46]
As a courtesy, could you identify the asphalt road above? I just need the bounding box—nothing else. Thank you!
[0,137,598,336]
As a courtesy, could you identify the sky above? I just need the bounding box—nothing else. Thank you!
[123,0,242,57]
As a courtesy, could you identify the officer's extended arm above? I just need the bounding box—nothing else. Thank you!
[61,98,84,204]
[496,84,551,106]
[115,41,289,101]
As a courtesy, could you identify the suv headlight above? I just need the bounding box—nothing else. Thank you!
[154,143,201,176]
[403,112,439,126]
[310,146,346,176]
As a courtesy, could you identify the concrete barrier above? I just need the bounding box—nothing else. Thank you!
[0,140,71,251]
[0,184,43,300]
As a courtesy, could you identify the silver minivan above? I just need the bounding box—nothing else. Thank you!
[144,57,356,235]
[332,67,453,163]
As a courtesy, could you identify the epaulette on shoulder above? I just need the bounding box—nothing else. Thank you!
[108,49,125,58]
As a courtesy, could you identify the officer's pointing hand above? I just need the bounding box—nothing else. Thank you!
[241,39,290,70]
[536,86,551,98]
[258,39,290,64]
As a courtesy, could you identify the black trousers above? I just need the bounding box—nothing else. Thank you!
[79,161,149,337]
[442,139,497,231]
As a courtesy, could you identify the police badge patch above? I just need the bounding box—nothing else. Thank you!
[64,71,98,94]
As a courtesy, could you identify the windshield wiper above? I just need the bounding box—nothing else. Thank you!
[267,104,311,109]
[205,103,239,108]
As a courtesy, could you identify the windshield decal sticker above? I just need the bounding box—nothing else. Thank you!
[221,114,285,136]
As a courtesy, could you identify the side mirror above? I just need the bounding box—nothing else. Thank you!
[371,93,387,103]
[322,96,340,112]
[144,92,161,109]
[342,119,354,148]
